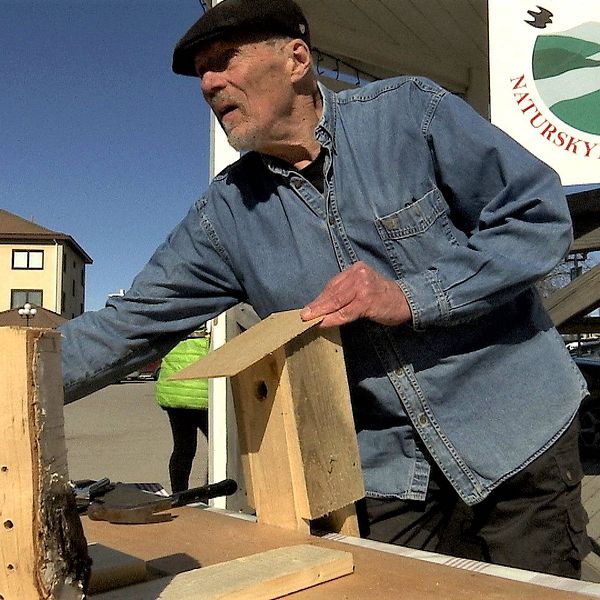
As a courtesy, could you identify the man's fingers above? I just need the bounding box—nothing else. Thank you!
[301,272,357,320]
[302,281,371,327]
[301,288,355,320]
[301,261,412,327]
[301,262,378,322]
[317,302,363,327]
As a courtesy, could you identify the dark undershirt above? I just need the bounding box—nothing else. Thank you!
[298,147,326,194]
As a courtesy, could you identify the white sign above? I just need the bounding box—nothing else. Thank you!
[489,0,600,185]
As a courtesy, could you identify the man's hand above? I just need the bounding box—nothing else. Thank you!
[300,261,412,328]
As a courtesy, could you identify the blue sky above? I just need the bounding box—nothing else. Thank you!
[2,0,211,310]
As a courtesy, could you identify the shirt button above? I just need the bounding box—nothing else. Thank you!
[418,413,428,426]
[328,215,335,226]
[565,470,573,482]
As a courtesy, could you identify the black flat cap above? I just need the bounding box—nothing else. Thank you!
[172,0,311,77]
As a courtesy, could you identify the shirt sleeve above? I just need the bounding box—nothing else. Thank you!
[398,90,573,330]
[59,198,244,402]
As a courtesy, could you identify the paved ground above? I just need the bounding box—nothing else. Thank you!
[63,381,208,494]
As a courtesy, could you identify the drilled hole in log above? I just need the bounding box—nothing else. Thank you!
[3,521,13,530]
[6,564,14,571]
[255,381,268,401]
[0,466,7,472]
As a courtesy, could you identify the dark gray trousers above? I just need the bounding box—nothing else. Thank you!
[357,418,591,579]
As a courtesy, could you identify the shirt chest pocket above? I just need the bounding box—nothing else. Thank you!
[374,188,459,278]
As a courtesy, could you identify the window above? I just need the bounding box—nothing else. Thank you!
[12,250,43,270]
[63,254,66,273]
[81,267,85,287]
[72,280,76,296]
[11,290,43,309]
[61,292,65,313]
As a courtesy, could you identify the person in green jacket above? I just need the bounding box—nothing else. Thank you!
[155,329,210,493]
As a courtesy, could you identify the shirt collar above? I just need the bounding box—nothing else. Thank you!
[315,81,335,146]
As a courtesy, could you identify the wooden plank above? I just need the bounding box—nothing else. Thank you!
[173,310,323,379]
[582,551,600,584]
[230,352,310,533]
[93,544,354,600]
[571,228,600,253]
[543,263,600,326]
[311,503,360,537]
[283,327,364,525]
[88,543,148,594]
[0,327,89,599]
[220,305,258,514]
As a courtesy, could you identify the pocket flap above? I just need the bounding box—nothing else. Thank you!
[376,189,446,240]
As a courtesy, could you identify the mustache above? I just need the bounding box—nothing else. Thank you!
[209,92,241,113]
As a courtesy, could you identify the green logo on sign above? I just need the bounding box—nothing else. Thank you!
[532,22,600,135]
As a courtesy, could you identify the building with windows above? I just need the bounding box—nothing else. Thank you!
[0,209,92,319]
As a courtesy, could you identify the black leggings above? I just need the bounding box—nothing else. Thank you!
[165,407,209,493]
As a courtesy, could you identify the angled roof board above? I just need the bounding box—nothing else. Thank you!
[173,310,324,380]
[0,209,93,264]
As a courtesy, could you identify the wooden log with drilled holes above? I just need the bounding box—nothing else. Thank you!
[0,327,90,600]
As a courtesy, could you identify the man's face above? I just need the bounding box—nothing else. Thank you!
[194,35,294,152]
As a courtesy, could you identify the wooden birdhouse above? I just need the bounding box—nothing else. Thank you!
[173,309,365,535]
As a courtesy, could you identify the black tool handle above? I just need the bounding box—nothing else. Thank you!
[170,478,238,507]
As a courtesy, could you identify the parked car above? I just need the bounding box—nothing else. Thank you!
[568,339,600,358]
[122,359,161,382]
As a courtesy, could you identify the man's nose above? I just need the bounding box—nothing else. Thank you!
[200,70,226,97]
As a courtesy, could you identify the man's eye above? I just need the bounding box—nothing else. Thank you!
[216,50,237,70]
[199,50,237,76]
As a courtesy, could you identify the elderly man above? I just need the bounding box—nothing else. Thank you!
[60,0,590,578]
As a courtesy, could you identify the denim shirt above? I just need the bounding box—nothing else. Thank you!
[60,77,587,505]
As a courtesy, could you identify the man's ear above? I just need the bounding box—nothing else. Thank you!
[288,39,312,83]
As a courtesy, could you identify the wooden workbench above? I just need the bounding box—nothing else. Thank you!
[83,506,600,599]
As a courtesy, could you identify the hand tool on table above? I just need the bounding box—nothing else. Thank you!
[87,478,238,524]
[72,477,114,512]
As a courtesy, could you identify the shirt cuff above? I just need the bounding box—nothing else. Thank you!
[396,268,451,330]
